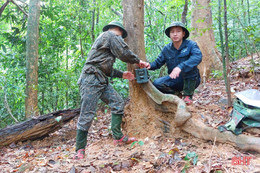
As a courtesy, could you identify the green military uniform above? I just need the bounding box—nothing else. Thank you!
[76,25,140,152]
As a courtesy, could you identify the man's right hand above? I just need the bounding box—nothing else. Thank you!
[169,67,181,79]
[138,60,150,69]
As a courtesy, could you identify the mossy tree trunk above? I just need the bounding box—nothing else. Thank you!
[25,0,40,118]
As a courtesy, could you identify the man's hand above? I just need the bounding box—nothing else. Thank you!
[123,71,135,81]
[138,60,150,69]
[169,67,181,79]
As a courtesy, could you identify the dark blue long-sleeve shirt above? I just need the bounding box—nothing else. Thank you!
[149,40,202,79]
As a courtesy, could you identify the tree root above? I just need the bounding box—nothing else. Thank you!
[142,81,191,126]
[142,82,260,153]
[182,118,260,153]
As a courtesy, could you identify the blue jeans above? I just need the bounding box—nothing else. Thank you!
[153,75,200,96]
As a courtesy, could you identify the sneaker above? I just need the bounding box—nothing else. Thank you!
[113,135,137,146]
[73,149,85,160]
[183,96,192,105]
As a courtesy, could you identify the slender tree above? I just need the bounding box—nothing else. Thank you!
[246,0,250,25]
[25,0,40,118]
[191,0,223,83]
[223,0,232,107]
[181,0,188,25]
[91,0,96,42]
[218,0,228,93]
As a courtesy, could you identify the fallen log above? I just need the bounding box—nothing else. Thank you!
[0,108,80,146]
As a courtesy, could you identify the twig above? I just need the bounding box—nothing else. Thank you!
[10,0,28,17]
[15,0,28,5]
[223,166,230,173]
[0,0,10,17]
[4,88,18,123]
[208,136,216,173]
[110,7,122,19]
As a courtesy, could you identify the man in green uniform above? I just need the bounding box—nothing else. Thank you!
[74,21,148,160]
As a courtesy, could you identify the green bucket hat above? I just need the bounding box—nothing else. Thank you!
[165,21,189,39]
[103,21,128,38]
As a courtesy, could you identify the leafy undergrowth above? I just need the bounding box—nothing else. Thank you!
[0,55,260,172]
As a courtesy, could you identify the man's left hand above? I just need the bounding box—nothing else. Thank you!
[123,71,135,80]
[169,67,181,79]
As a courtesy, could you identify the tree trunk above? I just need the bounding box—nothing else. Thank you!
[91,0,96,42]
[191,0,222,81]
[122,0,191,137]
[223,0,232,107]
[122,0,260,153]
[181,0,188,25]
[25,0,40,118]
[0,108,80,146]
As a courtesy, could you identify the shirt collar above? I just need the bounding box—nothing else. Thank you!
[171,39,187,50]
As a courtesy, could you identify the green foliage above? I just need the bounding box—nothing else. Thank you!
[210,70,223,79]
[130,140,144,148]
[211,0,259,60]
[183,152,198,165]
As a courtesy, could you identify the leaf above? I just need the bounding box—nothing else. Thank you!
[1,44,6,53]
[184,152,198,165]
[48,159,56,165]
[130,141,144,148]
[131,157,140,162]
[130,141,138,148]
[138,141,144,146]
[181,162,190,173]
[55,116,62,122]
[168,147,179,155]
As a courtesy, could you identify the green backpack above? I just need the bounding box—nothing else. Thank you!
[218,98,260,135]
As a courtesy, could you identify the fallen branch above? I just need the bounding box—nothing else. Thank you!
[0,108,80,146]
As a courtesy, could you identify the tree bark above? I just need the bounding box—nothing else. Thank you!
[191,0,223,81]
[25,0,40,118]
[0,108,80,146]
[91,0,96,42]
[223,0,232,107]
[181,0,188,25]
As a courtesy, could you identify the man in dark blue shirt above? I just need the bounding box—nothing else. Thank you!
[145,21,202,104]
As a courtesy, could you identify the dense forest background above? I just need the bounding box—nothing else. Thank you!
[0,0,259,128]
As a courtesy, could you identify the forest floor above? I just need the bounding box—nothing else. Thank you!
[0,55,260,173]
